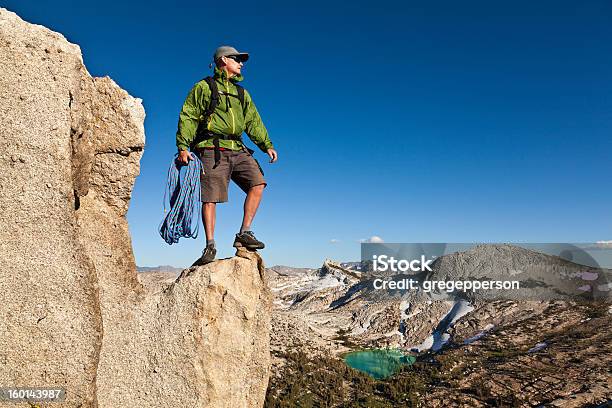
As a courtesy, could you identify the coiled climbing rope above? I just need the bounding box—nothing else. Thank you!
[158,152,203,244]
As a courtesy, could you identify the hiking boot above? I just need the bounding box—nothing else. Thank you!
[233,230,265,250]
[193,243,216,266]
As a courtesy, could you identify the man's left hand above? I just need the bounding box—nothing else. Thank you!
[267,148,278,163]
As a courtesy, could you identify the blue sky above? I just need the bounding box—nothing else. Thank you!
[5,1,611,268]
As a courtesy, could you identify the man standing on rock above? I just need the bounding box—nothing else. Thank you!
[176,45,277,265]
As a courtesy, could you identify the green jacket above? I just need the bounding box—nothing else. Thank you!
[176,68,273,152]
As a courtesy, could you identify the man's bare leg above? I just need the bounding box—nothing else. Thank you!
[193,202,217,265]
[240,184,264,232]
[203,202,216,241]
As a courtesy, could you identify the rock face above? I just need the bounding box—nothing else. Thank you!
[103,249,271,408]
[0,8,271,408]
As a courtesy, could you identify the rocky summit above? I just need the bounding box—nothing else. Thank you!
[0,8,271,408]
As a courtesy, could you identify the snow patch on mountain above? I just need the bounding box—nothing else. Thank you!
[411,299,474,352]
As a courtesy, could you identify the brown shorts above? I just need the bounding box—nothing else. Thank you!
[195,148,266,203]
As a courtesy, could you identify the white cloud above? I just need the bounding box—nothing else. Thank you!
[584,240,612,250]
[330,239,340,244]
[596,240,612,248]
[359,236,384,244]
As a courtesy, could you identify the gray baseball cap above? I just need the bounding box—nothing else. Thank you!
[213,45,249,62]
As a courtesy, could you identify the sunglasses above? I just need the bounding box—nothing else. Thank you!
[226,55,244,63]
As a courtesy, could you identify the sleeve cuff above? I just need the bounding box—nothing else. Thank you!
[258,141,273,152]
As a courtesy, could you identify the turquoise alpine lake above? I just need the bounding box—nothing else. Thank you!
[343,349,416,379]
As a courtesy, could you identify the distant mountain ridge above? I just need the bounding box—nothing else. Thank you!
[137,265,183,274]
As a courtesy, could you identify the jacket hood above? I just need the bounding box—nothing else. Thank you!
[214,67,244,83]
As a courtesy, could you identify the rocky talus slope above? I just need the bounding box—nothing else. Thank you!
[0,8,271,408]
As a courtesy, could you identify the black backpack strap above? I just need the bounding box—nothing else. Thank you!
[203,76,220,119]
[190,77,219,151]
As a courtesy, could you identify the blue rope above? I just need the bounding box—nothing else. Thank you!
[158,153,203,245]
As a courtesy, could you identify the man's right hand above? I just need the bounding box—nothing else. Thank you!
[177,149,194,165]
